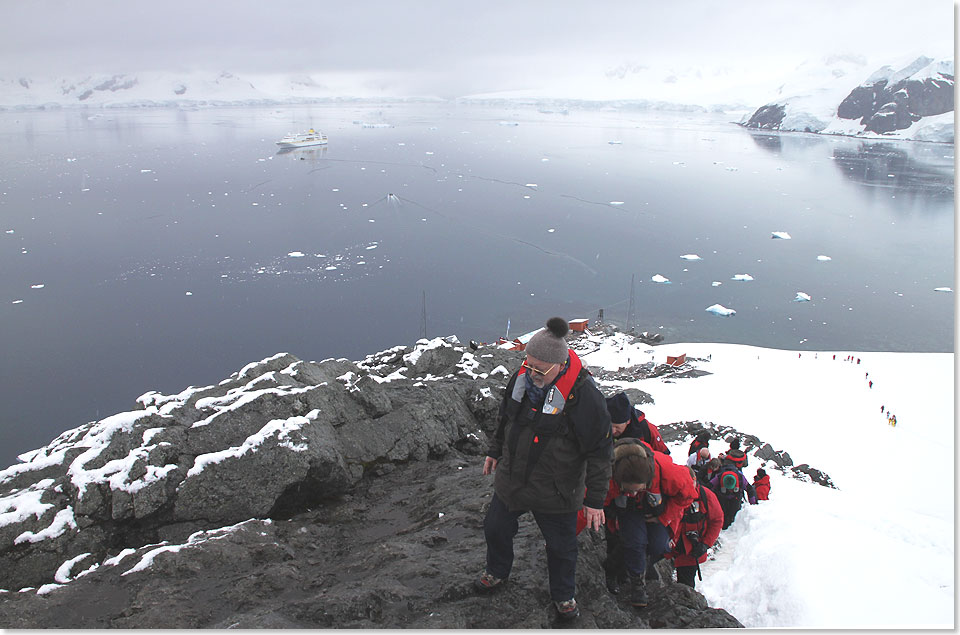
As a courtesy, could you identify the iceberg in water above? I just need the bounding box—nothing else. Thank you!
[771,231,792,240]
[731,274,754,281]
[680,254,702,260]
[651,274,671,284]
[711,281,722,287]
[706,304,736,316]
[817,255,832,261]
[794,292,812,302]
[933,287,953,292]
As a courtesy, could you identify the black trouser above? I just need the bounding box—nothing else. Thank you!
[719,497,742,530]
[603,524,626,581]
[483,493,578,602]
[676,565,697,588]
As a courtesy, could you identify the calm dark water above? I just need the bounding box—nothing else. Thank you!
[0,103,954,466]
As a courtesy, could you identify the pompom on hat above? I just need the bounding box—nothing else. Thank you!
[524,317,569,364]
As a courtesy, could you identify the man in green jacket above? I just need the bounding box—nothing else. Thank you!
[476,317,612,621]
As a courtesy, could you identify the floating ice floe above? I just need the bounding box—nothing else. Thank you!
[794,292,812,302]
[731,274,754,281]
[12,299,23,304]
[651,274,670,284]
[287,251,305,258]
[4,230,13,234]
[547,228,556,233]
[525,183,537,188]
[680,254,702,260]
[609,201,624,206]
[139,169,153,174]
[933,287,953,293]
[30,284,44,289]
[771,232,792,240]
[711,281,722,287]
[705,304,736,316]
[817,255,832,261]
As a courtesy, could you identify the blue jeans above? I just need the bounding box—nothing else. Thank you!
[619,509,671,578]
[483,493,578,602]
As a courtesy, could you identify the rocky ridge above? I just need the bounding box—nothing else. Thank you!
[0,329,833,628]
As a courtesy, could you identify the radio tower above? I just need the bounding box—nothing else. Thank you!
[419,291,427,340]
[626,274,636,332]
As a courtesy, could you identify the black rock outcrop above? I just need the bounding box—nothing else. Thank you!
[837,57,954,134]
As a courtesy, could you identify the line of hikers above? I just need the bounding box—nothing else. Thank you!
[475,317,771,621]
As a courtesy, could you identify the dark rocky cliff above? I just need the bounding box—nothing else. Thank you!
[0,332,829,628]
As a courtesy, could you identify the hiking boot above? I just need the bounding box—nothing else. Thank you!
[555,598,580,620]
[628,576,648,608]
[473,570,506,594]
[605,572,620,594]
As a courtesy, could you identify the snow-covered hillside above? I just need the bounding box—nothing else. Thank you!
[741,54,954,143]
[0,71,445,109]
[580,334,954,628]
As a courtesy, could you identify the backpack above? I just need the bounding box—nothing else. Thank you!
[718,469,741,498]
[682,485,710,523]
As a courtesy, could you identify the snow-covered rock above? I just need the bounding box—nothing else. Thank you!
[742,55,954,142]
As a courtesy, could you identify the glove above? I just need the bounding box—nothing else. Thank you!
[689,540,709,559]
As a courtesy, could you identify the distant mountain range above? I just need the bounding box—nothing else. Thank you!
[1,55,953,143]
[740,55,954,143]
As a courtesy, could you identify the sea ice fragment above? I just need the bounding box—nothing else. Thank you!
[705,304,736,316]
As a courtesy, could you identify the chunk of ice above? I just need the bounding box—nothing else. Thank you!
[731,274,754,281]
[680,254,701,260]
[651,274,670,284]
[794,292,812,302]
[287,251,305,258]
[705,304,736,316]
[771,231,792,240]
[711,281,722,287]
[933,287,953,293]
[817,255,832,261]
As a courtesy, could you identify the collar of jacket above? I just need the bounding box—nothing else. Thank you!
[512,350,582,416]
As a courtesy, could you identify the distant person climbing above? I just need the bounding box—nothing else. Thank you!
[605,392,670,454]
[753,468,771,500]
[708,455,757,529]
[686,447,711,470]
[722,437,748,469]
[687,430,710,457]
[666,467,723,589]
[697,458,721,487]
[600,438,697,608]
[477,317,612,621]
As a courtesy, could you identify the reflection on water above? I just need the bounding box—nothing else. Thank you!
[831,143,954,204]
[747,129,954,205]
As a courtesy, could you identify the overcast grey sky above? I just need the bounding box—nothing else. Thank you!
[1,0,954,95]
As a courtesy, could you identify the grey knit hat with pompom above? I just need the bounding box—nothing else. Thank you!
[524,317,569,364]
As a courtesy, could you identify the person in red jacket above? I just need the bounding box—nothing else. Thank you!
[603,438,697,608]
[753,468,771,500]
[667,467,724,589]
[605,392,670,455]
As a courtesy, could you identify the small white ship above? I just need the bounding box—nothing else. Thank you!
[275,128,328,148]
